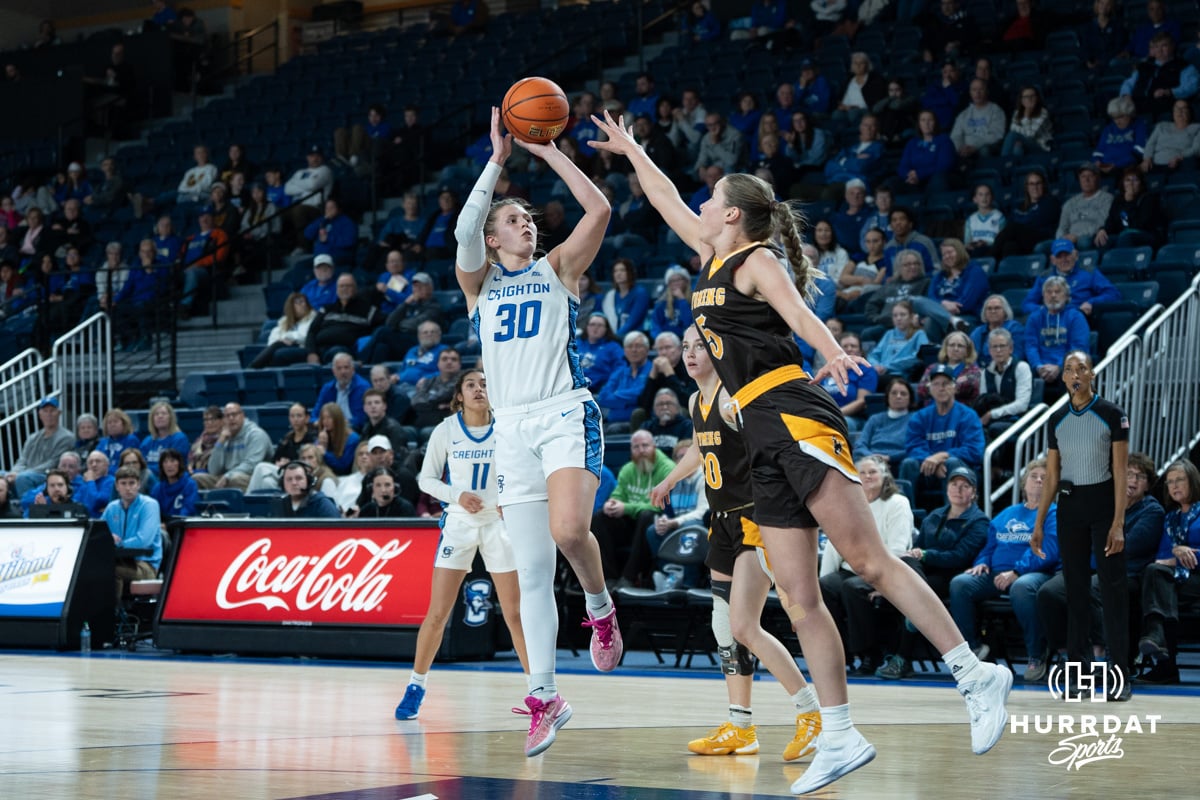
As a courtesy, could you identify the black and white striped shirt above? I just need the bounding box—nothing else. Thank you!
[1047,396,1129,486]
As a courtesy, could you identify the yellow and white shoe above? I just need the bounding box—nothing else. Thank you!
[783,710,822,761]
[687,722,760,755]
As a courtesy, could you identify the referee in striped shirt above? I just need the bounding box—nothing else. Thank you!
[1031,350,1131,700]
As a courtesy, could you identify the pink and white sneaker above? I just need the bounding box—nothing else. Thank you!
[582,607,623,672]
[513,694,573,757]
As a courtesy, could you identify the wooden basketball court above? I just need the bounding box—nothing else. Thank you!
[2,650,1196,799]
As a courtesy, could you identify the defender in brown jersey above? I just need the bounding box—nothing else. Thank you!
[651,326,821,762]
[591,110,1013,795]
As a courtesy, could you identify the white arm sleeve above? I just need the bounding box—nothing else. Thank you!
[455,161,501,272]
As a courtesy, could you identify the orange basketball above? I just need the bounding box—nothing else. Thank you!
[502,77,570,144]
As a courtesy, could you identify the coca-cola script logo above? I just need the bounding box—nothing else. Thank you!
[216,537,409,613]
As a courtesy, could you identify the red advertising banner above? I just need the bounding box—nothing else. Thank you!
[160,523,440,626]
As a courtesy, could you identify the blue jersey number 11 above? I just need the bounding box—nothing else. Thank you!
[471,462,490,490]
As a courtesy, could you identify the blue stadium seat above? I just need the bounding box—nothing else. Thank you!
[997,253,1045,278]
[241,371,281,406]
[242,493,278,518]
[1147,263,1196,305]
[254,405,293,442]
[198,489,245,515]
[200,373,241,406]
[1113,281,1159,310]
[1100,246,1153,276]
[176,408,205,441]
[1156,243,1200,266]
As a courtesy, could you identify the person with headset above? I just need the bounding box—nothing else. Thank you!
[275,460,340,518]
[355,468,416,518]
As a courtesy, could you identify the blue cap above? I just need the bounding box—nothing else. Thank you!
[198,205,214,216]
[928,364,956,381]
[947,465,978,487]
[1051,238,1075,256]
[39,396,59,409]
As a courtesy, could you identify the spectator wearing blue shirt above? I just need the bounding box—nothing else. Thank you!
[21,466,86,519]
[870,298,929,377]
[858,376,917,465]
[263,166,292,210]
[728,92,763,140]
[414,189,459,261]
[53,163,92,205]
[334,104,393,166]
[970,293,1025,365]
[140,401,191,473]
[649,266,695,340]
[1023,276,1090,401]
[110,239,171,351]
[898,110,957,194]
[98,408,141,476]
[883,208,939,274]
[831,180,871,259]
[920,60,968,131]
[1092,97,1148,174]
[304,198,357,265]
[313,352,371,429]
[794,62,831,115]
[396,324,448,391]
[597,332,653,424]
[76,450,115,518]
[949,458,1060,680]
[301,254,339,310]
[152,216,182,263]
[375,249,416,314]
[820,115,885,191]
[601,258,651,338]
[150,448,198,520]
[149,0,178,28]
[105,466,163,598]
[1020,239,1121,318]
[859,185,893,250]
[578,313,626,393]
[820,333,878,431]
[1129,0,1181,58]
[626,73,659,119]
[916,238,988,340]
[683,1,720,43]
[899,365,986,499]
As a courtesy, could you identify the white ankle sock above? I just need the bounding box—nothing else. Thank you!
[792,685,819,713]
[528,672,557,701]
[585,588,613,618]
[729,704,753,728]
[408,671,427,688]
[944,641,983,685]
[819,703,856,747]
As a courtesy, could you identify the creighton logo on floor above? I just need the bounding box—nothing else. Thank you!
[1008,663,1163,770]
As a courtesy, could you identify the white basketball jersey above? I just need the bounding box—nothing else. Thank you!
[472,256,588,410]
[422,412,500,525]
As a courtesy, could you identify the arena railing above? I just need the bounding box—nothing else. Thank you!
[1134,271,1200,468]
[982,402,1047,516]
[0,349,51,469]
[0,313,111,468]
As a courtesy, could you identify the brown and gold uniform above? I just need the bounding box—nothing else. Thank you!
[692,382,763,575]
[691,242,859,529]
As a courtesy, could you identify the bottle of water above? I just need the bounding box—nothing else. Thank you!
[80,622,91,655]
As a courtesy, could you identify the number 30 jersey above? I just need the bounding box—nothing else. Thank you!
[472,256,588,410]
[692,384,754,513]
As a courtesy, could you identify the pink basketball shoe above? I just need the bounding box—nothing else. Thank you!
[582,607,623,672]
[513,694,573,757]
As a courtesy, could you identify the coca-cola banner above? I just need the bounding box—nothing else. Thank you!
[160,523,440,626]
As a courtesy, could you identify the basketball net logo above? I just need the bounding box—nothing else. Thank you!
[1046,661,1125,702]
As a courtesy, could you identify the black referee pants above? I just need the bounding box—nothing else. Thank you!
[1058,481,1129,678]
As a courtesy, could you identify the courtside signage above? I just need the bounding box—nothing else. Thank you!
[160,525,440,626]
[0,527,85,618]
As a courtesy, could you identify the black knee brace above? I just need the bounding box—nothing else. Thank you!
[711,579,731,603]
[718,641,756,676]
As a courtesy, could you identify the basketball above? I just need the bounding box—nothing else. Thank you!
[501,77,570,144]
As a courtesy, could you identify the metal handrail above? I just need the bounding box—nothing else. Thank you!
[981,401,1047,516]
